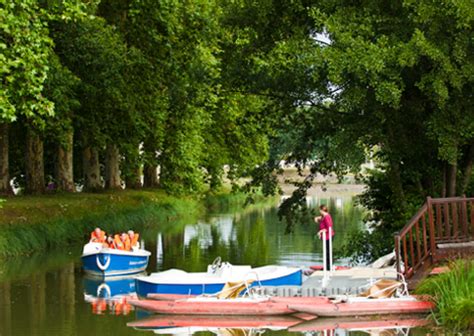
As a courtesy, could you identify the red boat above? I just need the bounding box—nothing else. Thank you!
[129,297,296,315]
[289,297,435,317]
[289,316,430,332]
[130,295,434,317]
[127,314,302,329]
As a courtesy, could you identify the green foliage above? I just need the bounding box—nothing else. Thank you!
[0,0,54,121]
[416,260,474,331]
[244,0,474,259]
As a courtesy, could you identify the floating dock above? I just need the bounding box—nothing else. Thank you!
[257,266,398,297]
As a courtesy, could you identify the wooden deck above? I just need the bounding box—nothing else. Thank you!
[394,196,474,286]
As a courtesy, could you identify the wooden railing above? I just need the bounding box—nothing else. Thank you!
[395,196,474,279]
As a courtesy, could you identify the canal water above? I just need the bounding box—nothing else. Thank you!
[0,195,431,335]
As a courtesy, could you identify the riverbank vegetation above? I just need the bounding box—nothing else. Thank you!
[0,189,273,258]
[1,1,473,261]
[0,190,201,257]
[416,260,474,332]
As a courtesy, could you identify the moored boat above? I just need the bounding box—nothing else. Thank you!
[130,294,434,317]
[129,297,296,315]
[135,258,302,297]
[288,296,435,317]
[82,242,151,277]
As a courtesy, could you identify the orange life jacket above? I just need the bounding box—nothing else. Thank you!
[90,230,106,243]
[114,234,124,250]
[114,234,131,251]
[130,233,140,248]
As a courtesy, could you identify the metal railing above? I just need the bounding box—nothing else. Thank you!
[395,196,474,279]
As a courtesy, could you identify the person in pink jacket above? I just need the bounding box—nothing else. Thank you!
[314,204,335,271]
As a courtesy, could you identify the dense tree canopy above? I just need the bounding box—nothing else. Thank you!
[0,0,472,259]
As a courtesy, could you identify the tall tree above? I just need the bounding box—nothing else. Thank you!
[0,0,54,194]
[51,14,130,191]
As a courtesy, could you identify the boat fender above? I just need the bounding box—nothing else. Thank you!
[96,254,111,271]
[97,283,112,298]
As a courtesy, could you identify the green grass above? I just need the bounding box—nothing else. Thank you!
[416,259,474,332]
[0,190,205,258]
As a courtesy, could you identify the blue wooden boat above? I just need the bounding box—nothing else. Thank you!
[82,242,151,277]
[136,258,302,298]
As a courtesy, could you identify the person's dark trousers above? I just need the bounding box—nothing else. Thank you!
[325,239,331,271]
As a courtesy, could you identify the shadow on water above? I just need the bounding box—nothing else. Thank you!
[0,195,433,335]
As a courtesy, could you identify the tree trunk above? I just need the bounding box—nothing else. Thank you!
[0,123,13,195]
[105,143,121,189]
[25,128,45,194]
[447,162,457,197]
[386,123,405,206]
[143,163,159,188]
[124,144,142,189]
[388,158,406,205]
[461,142,474,194]
[125,166,142,189]
[55,130,75,192]
[143,139,159,188]
[83,146,102,191]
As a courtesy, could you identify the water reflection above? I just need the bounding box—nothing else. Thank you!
[155,196,364,271]
[126,315,429,335]
[83,274,143,315]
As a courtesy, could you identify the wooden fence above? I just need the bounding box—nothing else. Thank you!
[394,196,474,279]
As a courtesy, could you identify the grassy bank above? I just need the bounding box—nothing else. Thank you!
[0,190,258,258]
[416,260,474,332]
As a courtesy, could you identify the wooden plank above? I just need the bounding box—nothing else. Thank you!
[436,203,442,239]
[422,214,428,256]
[461,199,468,237]
[403,236,409,276]
[427,197,436,261]
[452,202,458,238]
[415,220,422,264]
[443,203,450,238]
[430,197,474,204]
[471,201,474,237]
[413,253,431,271]
[409,229,416,267]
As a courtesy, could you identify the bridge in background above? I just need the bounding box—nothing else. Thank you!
[395,196,474,284]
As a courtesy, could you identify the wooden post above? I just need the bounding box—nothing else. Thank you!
[422,214,428,256]
[427,197,437,261]
[461,195,468,238]
[452,202,458,239]
[471,200,474,238]
[415,220,422,265]
[409,229,416,268]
